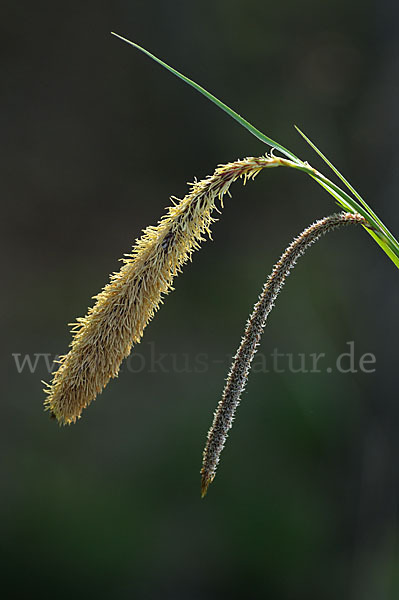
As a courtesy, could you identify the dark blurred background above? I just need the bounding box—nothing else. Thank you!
[2,1,398,598]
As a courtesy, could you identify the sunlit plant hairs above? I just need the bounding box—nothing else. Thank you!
[44,34,398,494]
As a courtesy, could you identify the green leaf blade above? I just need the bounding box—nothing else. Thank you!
[111,32,300,162]
[295,125,398,245]
[112,33,399,270]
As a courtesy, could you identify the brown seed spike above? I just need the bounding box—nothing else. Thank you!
[201,211,367,496]
[44,155,284,425]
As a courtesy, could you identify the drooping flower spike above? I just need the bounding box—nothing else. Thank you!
[45,155,287,425]
[201,211,367,496]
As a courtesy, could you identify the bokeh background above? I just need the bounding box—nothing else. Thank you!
[2,1,398,598]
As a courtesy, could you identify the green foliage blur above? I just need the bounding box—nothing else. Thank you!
[2,1,398,598]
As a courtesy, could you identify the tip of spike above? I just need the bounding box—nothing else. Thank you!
[200,473,214,498]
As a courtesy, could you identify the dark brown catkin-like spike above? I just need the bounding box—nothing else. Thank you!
[44,155,284,425]
[201,211,367,497]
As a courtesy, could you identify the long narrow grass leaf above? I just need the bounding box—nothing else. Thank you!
[111,32,299,162]
[111,33,399,269]
[295,125,398,245]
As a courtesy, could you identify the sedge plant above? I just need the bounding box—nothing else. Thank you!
[44,34,398,496]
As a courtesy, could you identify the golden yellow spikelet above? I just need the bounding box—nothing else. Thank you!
[44,155,282,425]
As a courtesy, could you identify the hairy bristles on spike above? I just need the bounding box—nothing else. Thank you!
[44,155,284,425]
[200,211,367,497]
